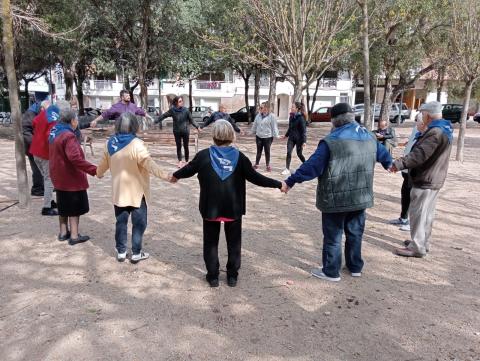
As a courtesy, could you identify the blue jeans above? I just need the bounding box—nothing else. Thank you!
[321,210,365,278]
[114,197,147,255]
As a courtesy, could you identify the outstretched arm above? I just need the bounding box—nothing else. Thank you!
[242,154,282,188]
[172,153,201,179]
[285,141,330,188]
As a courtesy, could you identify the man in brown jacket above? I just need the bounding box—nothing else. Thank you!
[390,101,453,257]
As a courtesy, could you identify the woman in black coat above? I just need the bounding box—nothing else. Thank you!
[157,96,200,167]
[282,102,307,175]
[171,120,282,288]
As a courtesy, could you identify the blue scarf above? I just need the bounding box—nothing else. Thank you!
[209,145,239,181]
[107,133,136,156]
[49,123,74,143]
[172,106,186,113]
[428,119,453,143]
[46,105,60,123]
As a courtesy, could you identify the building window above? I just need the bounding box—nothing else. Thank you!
[340,93,349,104]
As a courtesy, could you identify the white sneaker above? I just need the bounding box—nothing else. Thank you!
[311,268,341,282]
[281,168,291,176]
[351,272,362,277]
[131,251,149,264]
[116,251,127,262]
[399,224,411,231]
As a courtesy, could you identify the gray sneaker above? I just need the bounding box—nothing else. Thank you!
[389,218,409,225]
[130,251,149,264]
[311,268,341,282]
[116,251,127,262]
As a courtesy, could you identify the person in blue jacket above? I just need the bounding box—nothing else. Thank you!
[281,103,392,282]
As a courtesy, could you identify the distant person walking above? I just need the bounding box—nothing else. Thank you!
[390,101,453,257]
[156,96,200,167]
[374,119,397,155]
[282,102,307,175]
[251,102,279,172]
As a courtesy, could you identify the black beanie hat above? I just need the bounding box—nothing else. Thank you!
[331,103,353,118]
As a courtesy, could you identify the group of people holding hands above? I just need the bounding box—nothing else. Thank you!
[23,90,452,287]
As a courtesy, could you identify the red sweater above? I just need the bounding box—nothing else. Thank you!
[49,131,97,191]
[29,110,56,160]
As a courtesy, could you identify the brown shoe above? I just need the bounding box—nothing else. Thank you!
[394,247,425,258]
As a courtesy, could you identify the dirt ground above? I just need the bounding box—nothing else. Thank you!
[0,120,479,361]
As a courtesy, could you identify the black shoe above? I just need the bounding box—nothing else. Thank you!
[206,277,219,288]
[41,207,58,216]
[227,276,237,287]
[58,231,70,242]
[31,190,44,197]
[68,234,90,246]
[51,200,57,209]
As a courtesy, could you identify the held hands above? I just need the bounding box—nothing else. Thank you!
[90,120,98,128]
[280,181,290,194]
[388,164,398,173]
[168,174,178,183]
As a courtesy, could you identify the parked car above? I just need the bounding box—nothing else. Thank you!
[191,106,212,124]
[442,104,474,123]
[353,104,365,123]
[82,107,102,117]
[147,106,160,117]
[309,107,332,122]
[230,106,257,122]
[0,112,11,125]
[374,103,411,123]
[474,112,480,123]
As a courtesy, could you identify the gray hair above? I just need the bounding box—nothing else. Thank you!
[331,112,355,128]
[56,100,71,113]
[60,109,78,124]
[419,101,442,116]
[212,119,235,145]
[115,112,139,134]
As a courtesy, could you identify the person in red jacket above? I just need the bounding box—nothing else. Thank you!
[30,100,59,215]
[49,108,97,245]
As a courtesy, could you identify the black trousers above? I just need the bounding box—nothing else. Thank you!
[174,132,190,162]
[255,136,273,166]
[400,172,411,219]
[286,138,305,169]
[203,218,242,281]
[27,153,44,195]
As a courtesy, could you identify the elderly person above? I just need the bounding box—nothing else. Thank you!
[281,103,392,282]
[49,108,97,245]
[374,119,397,155]
[171,120,282,287]
[97,112,169,263]
[201,104,241,133]
[388,113,427,231]
[390,101,453,257]
[251,102,279,172]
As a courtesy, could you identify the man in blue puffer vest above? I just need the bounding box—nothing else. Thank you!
[281,103,392,282]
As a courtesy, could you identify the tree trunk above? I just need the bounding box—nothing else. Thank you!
[137,0,150,109]
[436,66,446,102]
[359,0,371,129]
[74,72,86,115]
[243,72,252,123]
[1,0,30,207]
[310,77,321,114]
[456,79,474,162]
[293,80,303,102]
[254,67,260,110]
[380,74,393,125]
[64,65,74,101]
[188,78,193,113]
[158,78,162,112]
[268,70,276,114]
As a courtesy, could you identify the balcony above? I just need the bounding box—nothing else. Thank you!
[195,81,222,90]
[92,80,114,90]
